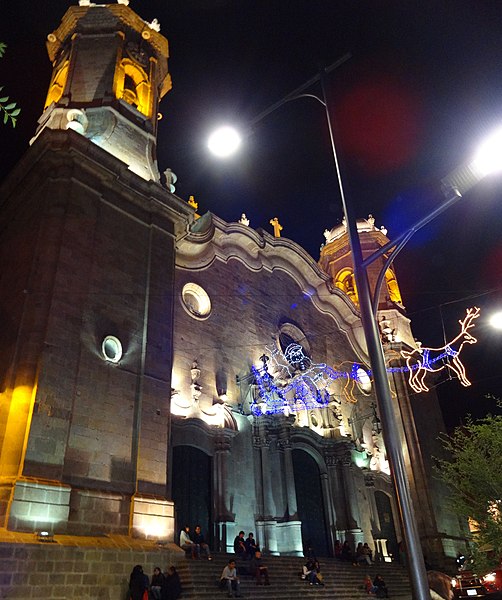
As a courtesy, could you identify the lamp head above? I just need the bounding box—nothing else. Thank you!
[207,125,242,157]
[471,127,502,178]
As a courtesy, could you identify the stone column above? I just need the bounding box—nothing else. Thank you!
[339,448,363,538]
[214,430,236,552]
[324,453,341,550]
[278,419,297,518]
[253,418,278,554]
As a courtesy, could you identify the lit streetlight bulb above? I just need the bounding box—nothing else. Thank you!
[472,127,502,177]
[489,311,502,330]
[207,126,242,157]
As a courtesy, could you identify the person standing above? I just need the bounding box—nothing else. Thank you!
[221,559,241,598]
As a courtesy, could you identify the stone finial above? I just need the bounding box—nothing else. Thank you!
[117,0,130,5]
[239,213,250,226]
[342,215,347,230]
[79,0,92,5]
[163,168,177,193]
[367,214,375,227]
[188,195,198,211]
[323,228,331,241]
[380,225,388,236]
[269,217,283,238]
[147,18,161,32]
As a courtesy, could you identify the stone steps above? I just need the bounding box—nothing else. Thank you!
[171,554,413,600]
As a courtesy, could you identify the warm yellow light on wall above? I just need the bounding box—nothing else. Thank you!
[385,270,403,304]
[335,267,359,306]
[44,61,69,108]
[115,59,152,118]
[0,384,35,478]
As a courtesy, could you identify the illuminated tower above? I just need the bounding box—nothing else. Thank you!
[319,216,467,566]
[0,2,191,539]
[32,1,171,181]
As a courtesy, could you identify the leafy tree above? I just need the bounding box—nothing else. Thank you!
[435,398,502,573]
[0,42,20,127]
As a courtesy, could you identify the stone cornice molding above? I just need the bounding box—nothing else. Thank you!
[176,212,368,359]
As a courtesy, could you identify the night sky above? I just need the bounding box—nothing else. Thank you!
[1,1,501,429]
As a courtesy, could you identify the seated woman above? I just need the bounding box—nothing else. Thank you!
[356,542,372,566]
[373,574,389,598]
[302,559,324,586]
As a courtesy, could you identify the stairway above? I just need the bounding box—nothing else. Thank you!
[172,554,413,600]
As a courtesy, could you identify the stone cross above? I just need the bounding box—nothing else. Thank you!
[269,217,283,238]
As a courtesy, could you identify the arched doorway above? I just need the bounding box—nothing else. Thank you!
[375,490,398,560]
[172,445,212,547]
[292,448,329,556]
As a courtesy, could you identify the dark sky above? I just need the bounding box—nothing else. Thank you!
[1,1,501,428]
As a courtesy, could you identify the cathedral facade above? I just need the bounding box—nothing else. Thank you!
[0,0,465,577]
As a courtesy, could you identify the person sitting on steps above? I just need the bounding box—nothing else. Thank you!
[180,525,198,559]
[221,559,242,598]
[233,531,246,557]
[193,525,212,560]
[249,551,270,586]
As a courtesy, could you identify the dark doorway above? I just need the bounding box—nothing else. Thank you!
[172,445,212,547]
[292,448,329,556]
[375,491,398,560]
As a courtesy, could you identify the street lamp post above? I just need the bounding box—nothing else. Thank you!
[208,60,502,600]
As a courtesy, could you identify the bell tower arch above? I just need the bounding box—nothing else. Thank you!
[33,2,172,181]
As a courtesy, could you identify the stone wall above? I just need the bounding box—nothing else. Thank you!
[0,538,182,599]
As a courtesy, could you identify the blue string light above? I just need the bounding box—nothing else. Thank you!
[249,343,459,416]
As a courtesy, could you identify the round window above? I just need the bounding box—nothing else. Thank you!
[102,336,123,363]
[182,283,211,319]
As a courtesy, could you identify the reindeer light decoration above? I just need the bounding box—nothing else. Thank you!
[401,307,480,393]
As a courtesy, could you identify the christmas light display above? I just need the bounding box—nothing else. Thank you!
[250,307,480,415]
[401,306,480,393]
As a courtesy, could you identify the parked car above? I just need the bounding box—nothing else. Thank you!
[452,572,487,599]
[482,569,502,594]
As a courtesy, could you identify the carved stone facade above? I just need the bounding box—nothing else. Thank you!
[0,3,466,585]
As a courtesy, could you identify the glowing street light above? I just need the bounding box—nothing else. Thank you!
[489,311,502,330]
[207,126,242,158]
[207,60,502,600]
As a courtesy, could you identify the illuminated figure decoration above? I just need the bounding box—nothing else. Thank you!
[250,343,369,416]
[251,307,480,415]
[401,307,480,393]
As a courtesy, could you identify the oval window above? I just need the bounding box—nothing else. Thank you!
[182,283,212,319]
[102,336,123,363]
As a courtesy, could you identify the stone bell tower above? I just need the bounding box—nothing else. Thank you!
[319,216,468,566]
[32,0,171,181]
[0,2,192,541]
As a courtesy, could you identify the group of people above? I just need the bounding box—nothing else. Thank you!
[227,531,270,588]
[364,569,455,600]
[129,565,181,600]
[302,558,324,586]
[233,531,259,559]
[364,574,389,598]
[179,525,213,560]
[335,539,374,566]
